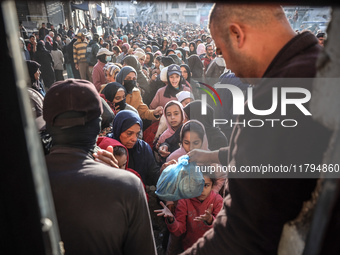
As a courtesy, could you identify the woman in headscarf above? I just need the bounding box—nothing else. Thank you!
[122,55,149,95]
[51,41,64,81]
[100,81,138,115]
[108,110,159,185]
[187,54,204,80]
[196,43,206,58]
[34,41,55,89]
[20,37,30,60]
[188,42,197,56]
[183,100,228,150]
[176,47,187,65]
[116,66,162,122]
[44,35,53,52]
[160,38,169,55]
[144,52,154,69]
[150,64,191,109]
[26,60,45,97]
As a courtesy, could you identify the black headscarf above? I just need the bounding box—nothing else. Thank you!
[166,49,175,56]
[183,101,228,150]
[26,60,40,85]
[188,42,197,56]
[169,54,182,66]
[187,55,204,79]
[37,40,48,52]
[180,64,191,83]
[101,82,126,102]
[145,52,154,68]
[176,47,187,64]
[161,56,175,67]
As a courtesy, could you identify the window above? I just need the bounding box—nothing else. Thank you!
[186,3,196,9]
[172,3,179,9]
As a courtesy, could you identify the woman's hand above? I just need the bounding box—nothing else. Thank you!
[154,201,175,223]
[194,204,213,225]
[93,145,119,168]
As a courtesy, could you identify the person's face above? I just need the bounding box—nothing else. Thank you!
[318,37,324,47]
[139,56,145,66]
[115,153,127,169]
[169,73,180,88]
[113,90,126,103]
[145,54,150,64]
[166,104,182,130]
[206,46,213,57]
[121,46,127,54]
[30,37,36,44]
[154,59,160,69]
[34,69,41,81]
[181,98,193,107]
[180,66,188,80]
[124,72,137,83]
[105,70,116,83]
[189,44,194,51]
[119,124,140,149]
[197,176,213,201]
[182,130,203,153]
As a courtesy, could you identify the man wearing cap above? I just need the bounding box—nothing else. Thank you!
[43,79,157,255]
[92,48,114,91]
[73,30,91,81]
[86,33,101,81]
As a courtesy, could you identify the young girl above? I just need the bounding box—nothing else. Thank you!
[155,175,223,252]
[157,100,186,147]
[150,64,191,109]
[166,120,208,162]
[166,120,226,194]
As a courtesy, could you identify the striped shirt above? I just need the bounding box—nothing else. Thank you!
[73,39,88,64]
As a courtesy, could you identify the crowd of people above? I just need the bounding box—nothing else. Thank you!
[22,3,332,255]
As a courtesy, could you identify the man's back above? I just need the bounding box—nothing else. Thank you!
[46,146,156,255]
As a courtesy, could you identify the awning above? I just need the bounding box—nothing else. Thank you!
[71,1,102,12]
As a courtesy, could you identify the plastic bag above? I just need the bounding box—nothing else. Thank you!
[155,155,205,201]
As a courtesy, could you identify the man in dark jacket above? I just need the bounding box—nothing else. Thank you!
[86,33,101,81]
[38,22,49,41]
[43,79,156,255]
[184,4,332,255]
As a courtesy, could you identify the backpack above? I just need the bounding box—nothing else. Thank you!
[86,42,98,66]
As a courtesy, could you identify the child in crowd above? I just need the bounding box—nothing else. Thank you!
[96,136,148,200]
[150,64,191,109]
[155,175,223,253]
[166,120,208,162]
[176,91,194,107]
[157,100,186,147]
